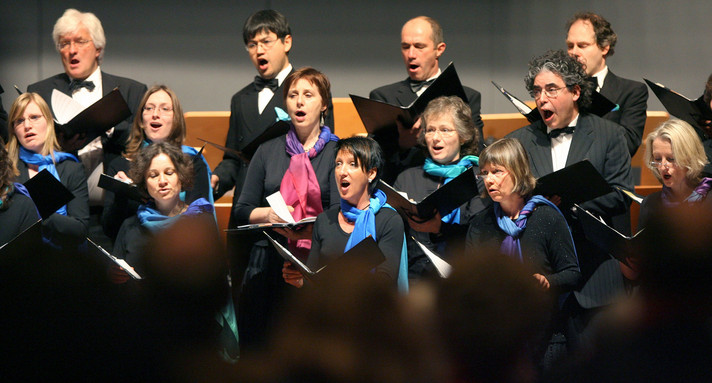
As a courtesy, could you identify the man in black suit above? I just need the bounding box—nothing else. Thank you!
[506,50,634,352]
[369,16,484,183]
[27,8,146,205]
[211,9,333,204]
[566,11,648,157]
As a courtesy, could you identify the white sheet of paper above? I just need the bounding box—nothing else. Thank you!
[266,191,296,223]
[51,89,85,124]
[115,259,142,280]
[412,237,452,278]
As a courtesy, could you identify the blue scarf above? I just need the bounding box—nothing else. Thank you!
[142,140,216,209]
[422,155,479,224]
[494,195,577,264]
[137,197,213,232]
[341,189,409,293]
[19,147,79,216]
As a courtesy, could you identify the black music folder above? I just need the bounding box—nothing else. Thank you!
[576,204,644,264]
[379,166,478,220]
[350,62,468,134]
[492,81,618,123]
[98,173,148,202]
[533,160,612,208]
[644,78,712,137]
[199,120,290,162]
[0,220,42,259]
[52,88,131,144]
[86,238,142,279]
[264,233,385,283]
[23,169,75,219]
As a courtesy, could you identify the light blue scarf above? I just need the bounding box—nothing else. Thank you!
[137,197,213,231]
[19,147,79,216]
[341,189,409,293]
[422,155,478,224]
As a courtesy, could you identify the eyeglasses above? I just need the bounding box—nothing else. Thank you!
[530,86,566,99]
[424,127,457,137]
[245,38,278,52]
[13,114,44,128]
[57,39,93,51]
[650,159,677,169]
[142,106,174,115]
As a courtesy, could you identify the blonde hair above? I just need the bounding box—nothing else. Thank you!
[479,138,536,198]
[123,85,186,159]
[644,118,708,186]
[7,93,62,176]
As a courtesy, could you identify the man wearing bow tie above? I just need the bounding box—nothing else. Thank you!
[507,49,633,352]
[566,12,648,157]
[211,9,333,201]
[27,8,146,204]
[369,16,484,183]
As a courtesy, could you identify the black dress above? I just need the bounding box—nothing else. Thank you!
[394,165,490,279]
[232,134,339,351]
[0,188,40,246]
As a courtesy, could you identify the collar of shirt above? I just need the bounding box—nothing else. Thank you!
[415,68,442,97]
[71,66,103,107]
[548,114,579,172]
[546,114,580,138]
[591,66,608,91]
[258,63,292,114]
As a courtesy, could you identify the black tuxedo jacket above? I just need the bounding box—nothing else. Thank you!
[507,113,634,309]
[213,70,334,223]
[599,71,648,157]
[27,71,147,166]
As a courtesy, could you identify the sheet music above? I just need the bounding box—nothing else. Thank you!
[266,191,296,223]
[412,237,452,278]
[51,89,85,124]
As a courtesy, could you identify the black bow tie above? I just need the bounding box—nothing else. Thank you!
[68,79,95,92]
[548,126,576,139]
[410,78,436,93]
[254,76,279,92]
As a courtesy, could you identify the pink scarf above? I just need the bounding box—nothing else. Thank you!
[280,125,338,259]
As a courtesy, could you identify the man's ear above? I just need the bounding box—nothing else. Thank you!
[435,42,446,59]
[283,35,293,53]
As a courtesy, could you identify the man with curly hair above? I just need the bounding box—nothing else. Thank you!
[506,49,634,353]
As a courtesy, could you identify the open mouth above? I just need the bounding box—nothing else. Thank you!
[408,64,419,71]
[295,111,306,117]
[150,122,162,128]
[24,132,36,139]
[542,110,554,120]
[70,58,79,65]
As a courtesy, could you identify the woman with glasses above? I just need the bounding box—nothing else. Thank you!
[7,93,89,247]
[392,96,489,280]
[102,85,212,242]
[234,67,339,351]
[639,119,712,229]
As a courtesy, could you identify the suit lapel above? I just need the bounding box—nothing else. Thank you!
[527,122,554,177]
[566,114,594,166]
[599,71,619,101]
[53,74,72,97]
[101,71,115,96]
[395,79,417,107]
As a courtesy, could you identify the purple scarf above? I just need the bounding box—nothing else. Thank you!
[661,177,712,207]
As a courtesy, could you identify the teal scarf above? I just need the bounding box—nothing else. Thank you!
[422,155,478,224]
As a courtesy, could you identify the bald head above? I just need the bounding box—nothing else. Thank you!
[400,16,446,81]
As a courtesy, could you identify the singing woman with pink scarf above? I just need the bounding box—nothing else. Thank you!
[233,67,339,351]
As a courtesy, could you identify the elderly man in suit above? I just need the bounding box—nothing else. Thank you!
[506,49,634,352]
[27,8,146,205]
[369,16,484,183]
[566,11,648,157]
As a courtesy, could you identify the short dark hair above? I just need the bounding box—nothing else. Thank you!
[130,142,194,196]
[335,136,384,193]
[703,73,712,107]
[566,11,618,57]
[525,49,593,111]
[283,67,331,120]
[243,9,291,45]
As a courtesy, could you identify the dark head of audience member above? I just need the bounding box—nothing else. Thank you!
[6,93,61,171]
[525,49,593,116]
[52,8,106,81]
[243,9,292,81]
[437,252,552,383]
[240,259,447,383]
[129,142,194,216]
[565,11,617,76]
[124,85,187,159]
[418,95,479,162]
[644,118,708,201]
